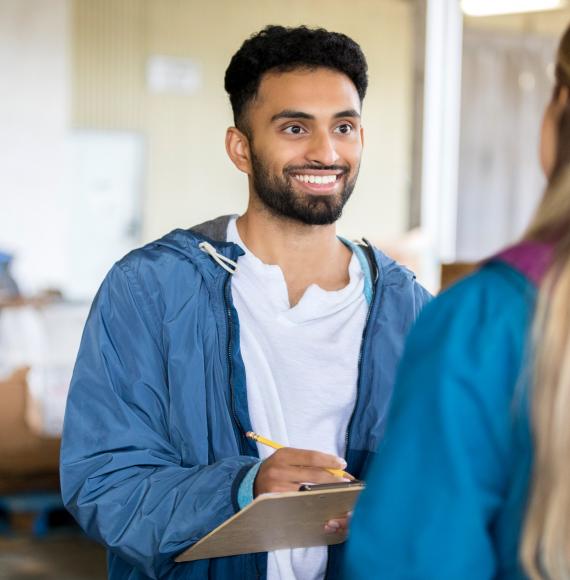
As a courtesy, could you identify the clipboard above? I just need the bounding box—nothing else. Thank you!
[175,483,364,562]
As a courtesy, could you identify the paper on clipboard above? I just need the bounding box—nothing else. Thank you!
[175,484,364,562]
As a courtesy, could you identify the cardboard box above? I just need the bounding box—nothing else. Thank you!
[0,368,60,483]
[0,303,89,438]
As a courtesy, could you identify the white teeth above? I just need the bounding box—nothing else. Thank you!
[294,174,338,184]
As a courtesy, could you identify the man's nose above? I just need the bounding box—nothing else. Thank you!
[306,131,340,166]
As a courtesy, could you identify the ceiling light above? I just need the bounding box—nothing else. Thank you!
[462,0,567,17]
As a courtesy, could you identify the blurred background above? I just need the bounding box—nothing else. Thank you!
[0,0,568,578]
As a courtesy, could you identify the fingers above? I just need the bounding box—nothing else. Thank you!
[324,515,349,535]
[282,465,347,485]
[324,521,341,534]
[258,464,344,490]
[254,447,350,496]
[277,447,347,470]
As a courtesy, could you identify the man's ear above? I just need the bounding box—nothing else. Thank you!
[226,127,252,175]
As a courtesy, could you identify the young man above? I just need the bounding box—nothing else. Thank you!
[61,25,430,579]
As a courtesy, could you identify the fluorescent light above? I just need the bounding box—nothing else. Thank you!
[462,0,567,17]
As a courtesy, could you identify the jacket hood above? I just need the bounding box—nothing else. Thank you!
[151,215,244,277]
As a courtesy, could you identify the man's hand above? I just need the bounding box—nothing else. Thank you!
[324,512,352,535]
[254,447,349,496]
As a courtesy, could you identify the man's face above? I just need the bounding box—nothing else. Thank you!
[243,67,364,225]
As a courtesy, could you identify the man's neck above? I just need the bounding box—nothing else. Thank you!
[236,207,352,307]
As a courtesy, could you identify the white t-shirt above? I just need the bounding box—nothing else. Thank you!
[227,218,368,580]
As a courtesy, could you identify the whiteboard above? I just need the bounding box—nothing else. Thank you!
[67,131,144,300]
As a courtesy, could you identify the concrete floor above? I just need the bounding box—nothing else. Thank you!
[0,533,107,580]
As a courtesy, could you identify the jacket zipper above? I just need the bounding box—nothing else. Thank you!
[224,272,247,455]
[344,293,374,450]
[224,271,264,579]
[344,241,379,455]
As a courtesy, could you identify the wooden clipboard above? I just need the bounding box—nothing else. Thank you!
[175,484,364,562]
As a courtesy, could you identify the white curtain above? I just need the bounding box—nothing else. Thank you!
[456,29,558,261]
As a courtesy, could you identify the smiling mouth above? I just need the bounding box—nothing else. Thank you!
[293,173,340,185]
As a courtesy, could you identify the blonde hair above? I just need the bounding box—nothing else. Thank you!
[520,24,570,580]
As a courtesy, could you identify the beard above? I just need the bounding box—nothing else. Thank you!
[250,148,358,226]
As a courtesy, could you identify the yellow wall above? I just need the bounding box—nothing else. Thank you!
[73,0,414,241]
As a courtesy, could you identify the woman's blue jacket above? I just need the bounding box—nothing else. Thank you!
[344,261,536,579]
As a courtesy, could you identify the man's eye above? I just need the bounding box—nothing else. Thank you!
[334,123,353,135]
[283,125,306,135]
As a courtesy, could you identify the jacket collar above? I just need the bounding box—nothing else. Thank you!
[154,214,417,296]
[492,240,554,286]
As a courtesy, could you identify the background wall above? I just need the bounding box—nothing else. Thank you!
[464,8,570,34]
[72,0,415,244]
[0,0,70,293]
[456,28,558,260]
[454,9,570,261]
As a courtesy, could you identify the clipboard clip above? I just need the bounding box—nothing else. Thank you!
[298,481,364,492]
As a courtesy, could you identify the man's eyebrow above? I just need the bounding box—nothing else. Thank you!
[270,109,361,123]
[270,110,315,122]
[334,109,361,119]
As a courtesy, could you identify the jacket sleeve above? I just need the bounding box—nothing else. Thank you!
[60,263,258,578]
[344,266,533,579]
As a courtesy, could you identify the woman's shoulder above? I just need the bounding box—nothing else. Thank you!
[427,260,537,325]
[402,260,537,370]
[447,259,535,297]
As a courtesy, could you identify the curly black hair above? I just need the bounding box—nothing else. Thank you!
[224,25,368,132]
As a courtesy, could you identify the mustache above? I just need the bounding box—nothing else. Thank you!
[284,164,350,175]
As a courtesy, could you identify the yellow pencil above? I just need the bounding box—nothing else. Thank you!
[245,431,353,479]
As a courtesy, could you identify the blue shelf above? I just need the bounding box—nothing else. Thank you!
[0,491,64,537]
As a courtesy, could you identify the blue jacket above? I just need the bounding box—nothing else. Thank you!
[60,215,431,579]
[344,261,536,579]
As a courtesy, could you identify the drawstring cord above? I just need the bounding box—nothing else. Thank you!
[199,238,367,274]
[198,241,238,274]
